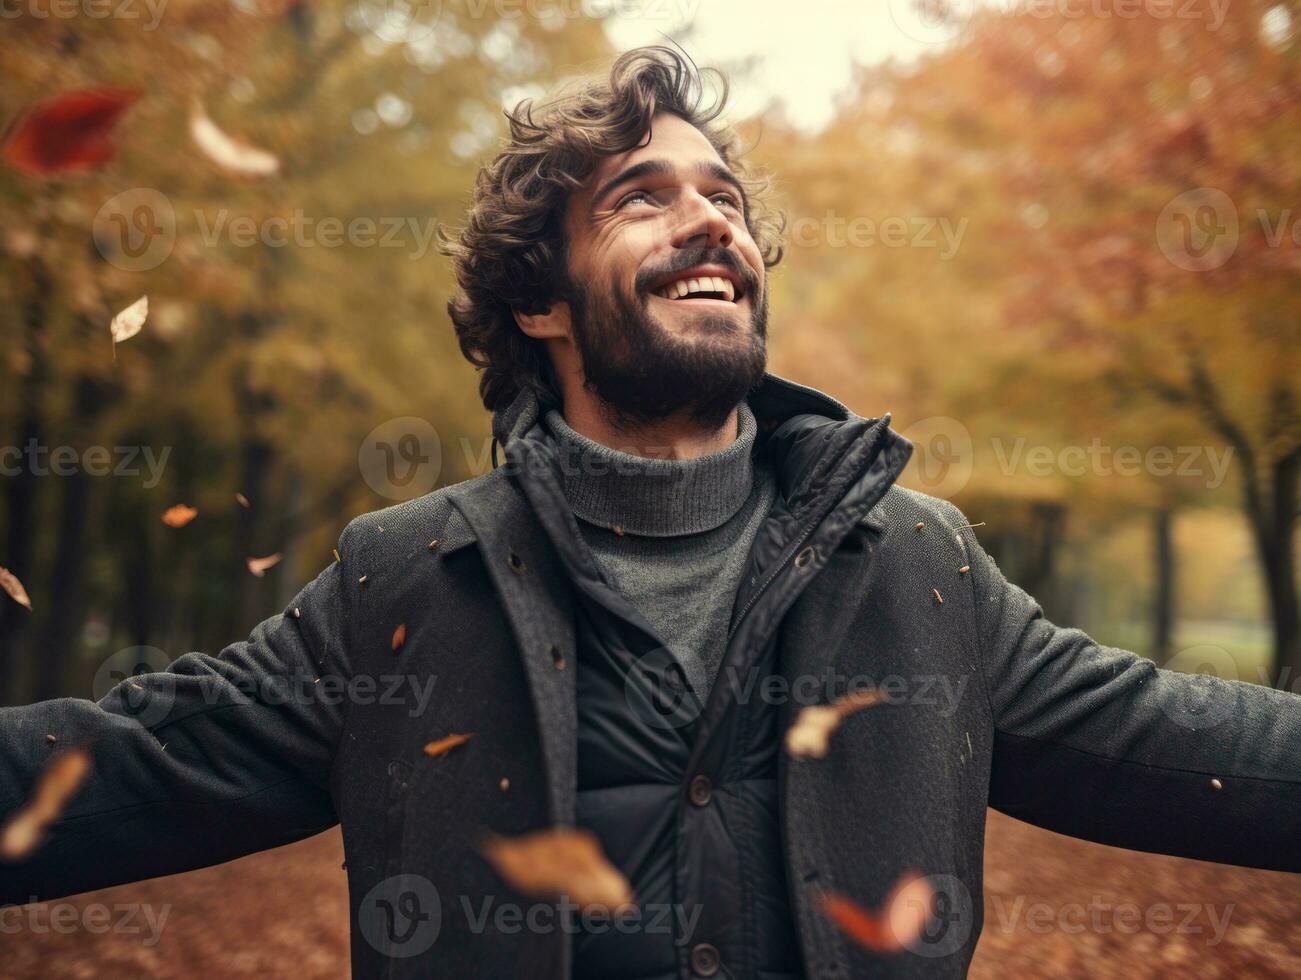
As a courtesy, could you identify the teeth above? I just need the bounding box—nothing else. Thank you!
[654,273,740,301]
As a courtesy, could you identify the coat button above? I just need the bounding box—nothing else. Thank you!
[794,545,816,569]
[506,550,526,574]
[688,774,712,807]
[690,942,721,976]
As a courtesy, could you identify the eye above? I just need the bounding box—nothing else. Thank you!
[615,190,654,210]
[710,192,742,211]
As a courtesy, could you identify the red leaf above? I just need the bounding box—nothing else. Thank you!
[2,88,140,177]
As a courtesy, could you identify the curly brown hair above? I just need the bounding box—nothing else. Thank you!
[438,45,786,413]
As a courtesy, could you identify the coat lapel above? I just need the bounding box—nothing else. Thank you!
[444,472,578,828]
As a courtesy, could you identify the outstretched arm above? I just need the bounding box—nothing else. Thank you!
[941,501,1301,873]
[0,526,361,904]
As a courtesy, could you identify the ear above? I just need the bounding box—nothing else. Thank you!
[514,301,572,341]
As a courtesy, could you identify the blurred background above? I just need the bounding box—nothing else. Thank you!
[1,0,1298,976]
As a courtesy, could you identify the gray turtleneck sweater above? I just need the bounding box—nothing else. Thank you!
[543,401,777,702]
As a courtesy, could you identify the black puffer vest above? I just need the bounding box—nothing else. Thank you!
[504,381,908,980]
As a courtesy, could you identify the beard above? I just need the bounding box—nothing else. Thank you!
[563,247,769,432]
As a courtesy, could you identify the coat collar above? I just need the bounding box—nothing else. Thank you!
[445,371,895,558]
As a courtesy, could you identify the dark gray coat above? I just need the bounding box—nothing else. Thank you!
[1,372,1299,979]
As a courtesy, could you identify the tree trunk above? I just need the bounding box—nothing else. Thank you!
[33,371,116,700]
[0,260,51,704]
[1152,505,1176,664]
[1251,453,1300,691]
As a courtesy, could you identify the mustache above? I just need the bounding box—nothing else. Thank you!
[633,247,760,297]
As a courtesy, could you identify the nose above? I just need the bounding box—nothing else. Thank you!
[669,189,733,251]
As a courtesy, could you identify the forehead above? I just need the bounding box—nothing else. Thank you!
[583,112,727,198]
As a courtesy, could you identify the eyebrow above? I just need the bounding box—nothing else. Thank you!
[591,158,747,210]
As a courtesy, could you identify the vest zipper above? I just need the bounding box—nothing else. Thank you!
[726,512,822,645]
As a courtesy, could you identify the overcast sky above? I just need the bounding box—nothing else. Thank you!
[603,0,981,130]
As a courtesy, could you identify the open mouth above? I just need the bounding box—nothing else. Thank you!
[650,271,745,304]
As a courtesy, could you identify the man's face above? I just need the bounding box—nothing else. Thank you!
[558,111,769,429]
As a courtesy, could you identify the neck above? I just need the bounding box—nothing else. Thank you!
[542,399,758,538]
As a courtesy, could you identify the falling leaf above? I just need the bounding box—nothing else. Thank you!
[481,828,633,912]
[161,504,198,528]
[235,492,250,508]
[822,873,933,953]
[110,294,148,352]
[1,88,139,176]
[0,748,92,861]
[246,553,282,577]
[189,102,279,178]
[391,623,407,651]
[423,732,472,758]
[785,688,886,759]
[0,566,32,611]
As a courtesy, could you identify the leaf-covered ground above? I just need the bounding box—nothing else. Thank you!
[6,810,1298,977]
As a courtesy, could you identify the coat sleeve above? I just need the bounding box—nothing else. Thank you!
[939,500,1301,873]
[0,524,363,905]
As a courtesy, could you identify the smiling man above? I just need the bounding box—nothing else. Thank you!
[2,46,1300,980]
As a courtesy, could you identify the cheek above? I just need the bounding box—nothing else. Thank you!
[601,221,663,275]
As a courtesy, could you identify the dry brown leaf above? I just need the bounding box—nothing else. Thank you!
[161,504,198,528]
[189,102,279,178]
[0,748,92,861]
[246,552,282,577]
[423,732,472,758]
[481,828,633,912]
[391,623,407,651]
[785,688,885,759]
[109,295,147,354]
[0,566,32,611]
[822,873,933,953]
[235,492,250,509]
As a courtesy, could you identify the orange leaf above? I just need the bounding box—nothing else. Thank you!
[391,623,407,651]
[481,828,633,912]
[161,504,198,528]
[0,748,92,860]
[423,732,472,758]
[246,553,282,577]
[0,566,32,611]
[821,873,933,953]
[785,688,885,759]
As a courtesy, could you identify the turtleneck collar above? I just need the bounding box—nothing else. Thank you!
[540,401,759,538]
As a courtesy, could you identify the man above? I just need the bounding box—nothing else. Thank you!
[1,46,1299,979]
